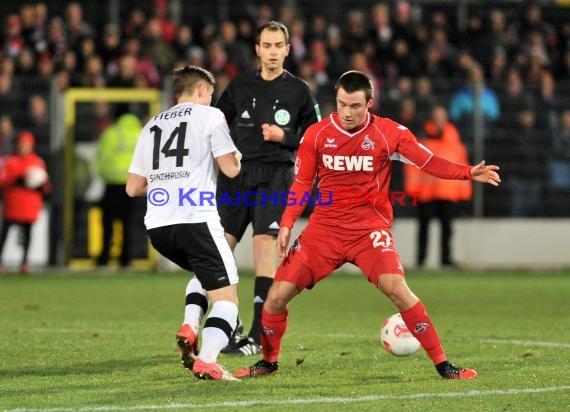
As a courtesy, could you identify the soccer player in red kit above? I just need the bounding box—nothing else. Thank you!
[235,70,501,379]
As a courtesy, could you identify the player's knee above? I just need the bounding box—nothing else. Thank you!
[264,289,288,313]
[377,276,409,305]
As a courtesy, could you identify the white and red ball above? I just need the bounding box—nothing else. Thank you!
[380,313,421,356]
[25,166,48,189]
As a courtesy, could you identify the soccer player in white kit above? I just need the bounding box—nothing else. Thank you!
[126,66,242,381]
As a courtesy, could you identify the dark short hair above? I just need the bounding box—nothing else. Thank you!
[256,21,289,44]
[171,65,216,99]
[335,70,374,101]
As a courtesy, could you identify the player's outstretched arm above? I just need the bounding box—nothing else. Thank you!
[470,160,501,186]
[126,173,148,197]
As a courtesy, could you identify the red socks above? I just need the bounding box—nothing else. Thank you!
[400,300,446,364]
[260,308,288,363]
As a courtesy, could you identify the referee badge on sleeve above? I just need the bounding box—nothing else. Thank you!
[274,109,291,126]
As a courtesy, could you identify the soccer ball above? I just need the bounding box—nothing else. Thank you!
[380,313,421,356]
[25,166,48,189]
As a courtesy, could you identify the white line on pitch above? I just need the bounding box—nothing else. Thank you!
[15,330,570,349]
[472,338,570,349]
[17,328,165,335]
[6,385,570,412]
[299,332,570,348]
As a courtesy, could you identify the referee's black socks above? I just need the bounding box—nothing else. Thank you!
[248,276,274,344]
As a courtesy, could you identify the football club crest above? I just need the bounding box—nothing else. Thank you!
[361,135,374,150]
[274,109,291,125]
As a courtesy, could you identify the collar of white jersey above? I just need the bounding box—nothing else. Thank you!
[329,112,371,137]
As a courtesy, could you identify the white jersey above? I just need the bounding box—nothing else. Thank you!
[129,102,236,230]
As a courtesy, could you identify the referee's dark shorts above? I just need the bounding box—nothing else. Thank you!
[217,162,293,241]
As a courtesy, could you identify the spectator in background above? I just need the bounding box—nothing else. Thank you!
[36,51,54,79]
[325,24,349,79]
[16,48,36,75]
[142,17,177,76]
[173,25,201,61]
[108,54,137,88]
[0,115,16,158]
[306,14,327,43]
[414,75,436,125]
[487,50,508,90]
[79,55,105,87]
[0,74,17,118]
[26,94,49,159]
[63,2,93,50]
[0,56,16,77]
[289,19,307,68]
[506,108,549,217]
[549,110,570,191]
[535,70,557,133]
[449,63,500,151]
[152,0,176,43]
[100,24,122,71]
[404,105,472,268]
[46,17,67,60]
[29,3,49,55]
[344,10,368,53]
[0,131,50,274]
[122,37,160,88]
[369,3,393,61]
[95,109,142,267]
[392,0,416,44]
[396,97,421,133]
[124,7,146,38]
[3,14,25,59]
[220,20,254,74]
[383,75,413,119]
[499,68,535,129]
[18,4,36,47]
[387,37,418,80]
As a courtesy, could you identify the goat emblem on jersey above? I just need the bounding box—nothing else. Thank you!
[361,135,374,151]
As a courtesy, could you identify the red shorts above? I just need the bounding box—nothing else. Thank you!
[275,223,404,291]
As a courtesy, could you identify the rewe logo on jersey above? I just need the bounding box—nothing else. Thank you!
[322,154,374,171]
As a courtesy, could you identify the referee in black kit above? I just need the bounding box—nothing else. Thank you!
[215,21,320,355]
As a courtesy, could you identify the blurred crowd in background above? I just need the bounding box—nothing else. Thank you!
[1,0,570,218]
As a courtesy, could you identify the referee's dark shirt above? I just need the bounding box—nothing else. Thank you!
[216,70,320,165]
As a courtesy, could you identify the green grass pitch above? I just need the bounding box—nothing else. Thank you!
[1,270,570,411]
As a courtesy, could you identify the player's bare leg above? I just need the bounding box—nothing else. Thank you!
[376,274,477,380]
[225,233,238,251]
[234,280,298,377]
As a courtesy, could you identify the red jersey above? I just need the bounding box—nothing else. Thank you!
[281,112,472,230]
[0,153,48,222]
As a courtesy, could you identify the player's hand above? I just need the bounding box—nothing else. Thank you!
[262,123,285,142]
[470,160,501,186]
[277,226,291,261]
[234,150,242,162]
